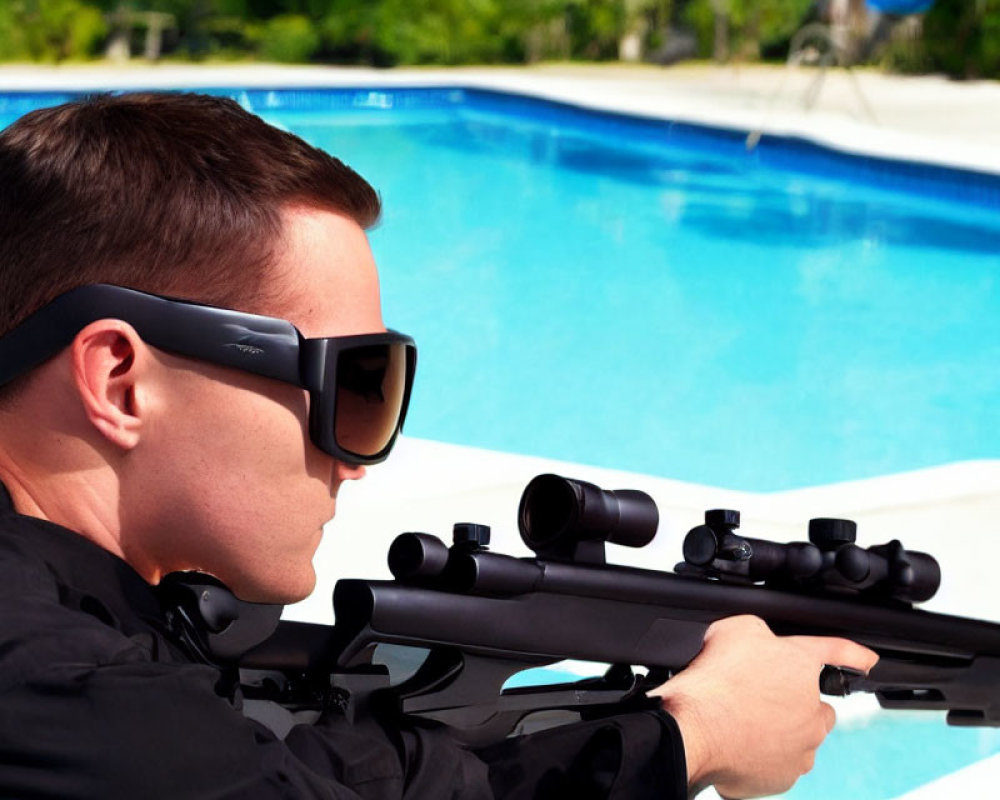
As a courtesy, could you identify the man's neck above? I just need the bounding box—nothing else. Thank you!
[0,462,128,561]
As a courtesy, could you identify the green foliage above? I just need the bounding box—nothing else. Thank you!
[366,0,506,65]
[317,0,567,66]
[0,0,996,77]
[681,0,714,55]
[64,2,107,56]
[682,0,813,60]
[564,0,625,59]
[0,3,30,59]
[0,0,107,61]
[316,0,378,62]
[257,13,320,62]
[916,0,1000,78]
[982,6,1000,75]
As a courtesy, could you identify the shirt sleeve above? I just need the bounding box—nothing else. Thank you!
[0,522,689,799]
[2,651,686,800]
[476,710,688,800]
[0,564,685,800]
[0,656,378,799]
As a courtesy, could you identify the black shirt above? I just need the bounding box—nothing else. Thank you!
[0,485,687,798]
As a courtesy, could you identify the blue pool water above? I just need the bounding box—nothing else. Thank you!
[2,88,998,491]
[266,89,1000,492]
[787,712,1000,799]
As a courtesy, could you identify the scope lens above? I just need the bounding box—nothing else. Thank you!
[518,474,658,554]
[518,474,578,549]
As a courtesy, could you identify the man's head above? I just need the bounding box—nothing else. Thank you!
[0,93,401,602]
[0,92,380,338]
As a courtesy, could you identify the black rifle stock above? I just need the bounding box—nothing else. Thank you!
[180,473,1000,745]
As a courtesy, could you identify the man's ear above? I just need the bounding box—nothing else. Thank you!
[71,320,149,451]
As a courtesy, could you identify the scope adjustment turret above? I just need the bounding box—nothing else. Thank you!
[453,523,491,548]
[809,518,857,551]
[705,509,741,530]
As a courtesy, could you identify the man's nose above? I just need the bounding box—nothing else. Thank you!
[335,462,367,483]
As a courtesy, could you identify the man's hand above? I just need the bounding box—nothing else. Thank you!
[649,615,879,799]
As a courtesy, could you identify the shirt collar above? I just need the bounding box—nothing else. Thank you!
[0,481,166,634]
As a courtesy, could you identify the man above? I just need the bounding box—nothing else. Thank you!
[0,92,876,798]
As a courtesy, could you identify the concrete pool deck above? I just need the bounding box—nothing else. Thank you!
[1,61,997,799]
[1,61,998,175]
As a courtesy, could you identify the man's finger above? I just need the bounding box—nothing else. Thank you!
[787,635,880,673]
[820,701,837,734]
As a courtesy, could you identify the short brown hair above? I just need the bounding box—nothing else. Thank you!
[0,91,381,338]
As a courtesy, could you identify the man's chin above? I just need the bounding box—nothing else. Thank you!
[272,571,317,605]
[233,566,317,606]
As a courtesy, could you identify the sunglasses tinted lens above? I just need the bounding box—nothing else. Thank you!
[334,343,409,458]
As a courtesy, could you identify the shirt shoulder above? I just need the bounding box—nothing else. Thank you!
[0,512,159,693]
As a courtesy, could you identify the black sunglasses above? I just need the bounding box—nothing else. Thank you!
[0,284,417,465]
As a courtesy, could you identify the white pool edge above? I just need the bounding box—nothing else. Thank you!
[0,63,998,176]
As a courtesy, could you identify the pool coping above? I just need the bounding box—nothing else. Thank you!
[0,62,997,177]
[5,79,997,224]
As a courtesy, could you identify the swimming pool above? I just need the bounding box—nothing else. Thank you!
[2,87,998,492]
[3,85,999,798]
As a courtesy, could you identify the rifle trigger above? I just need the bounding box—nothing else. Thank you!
[819,665,866,696]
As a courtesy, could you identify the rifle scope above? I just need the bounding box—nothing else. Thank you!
[681,510,941,604]
[518,474,658,558]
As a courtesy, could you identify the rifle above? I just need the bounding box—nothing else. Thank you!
[160,473,1000,746]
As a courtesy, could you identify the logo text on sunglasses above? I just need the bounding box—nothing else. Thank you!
[226,343,266,356]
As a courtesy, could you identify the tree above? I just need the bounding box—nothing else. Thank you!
[919,0,1000,78]
[680,0,814,61]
